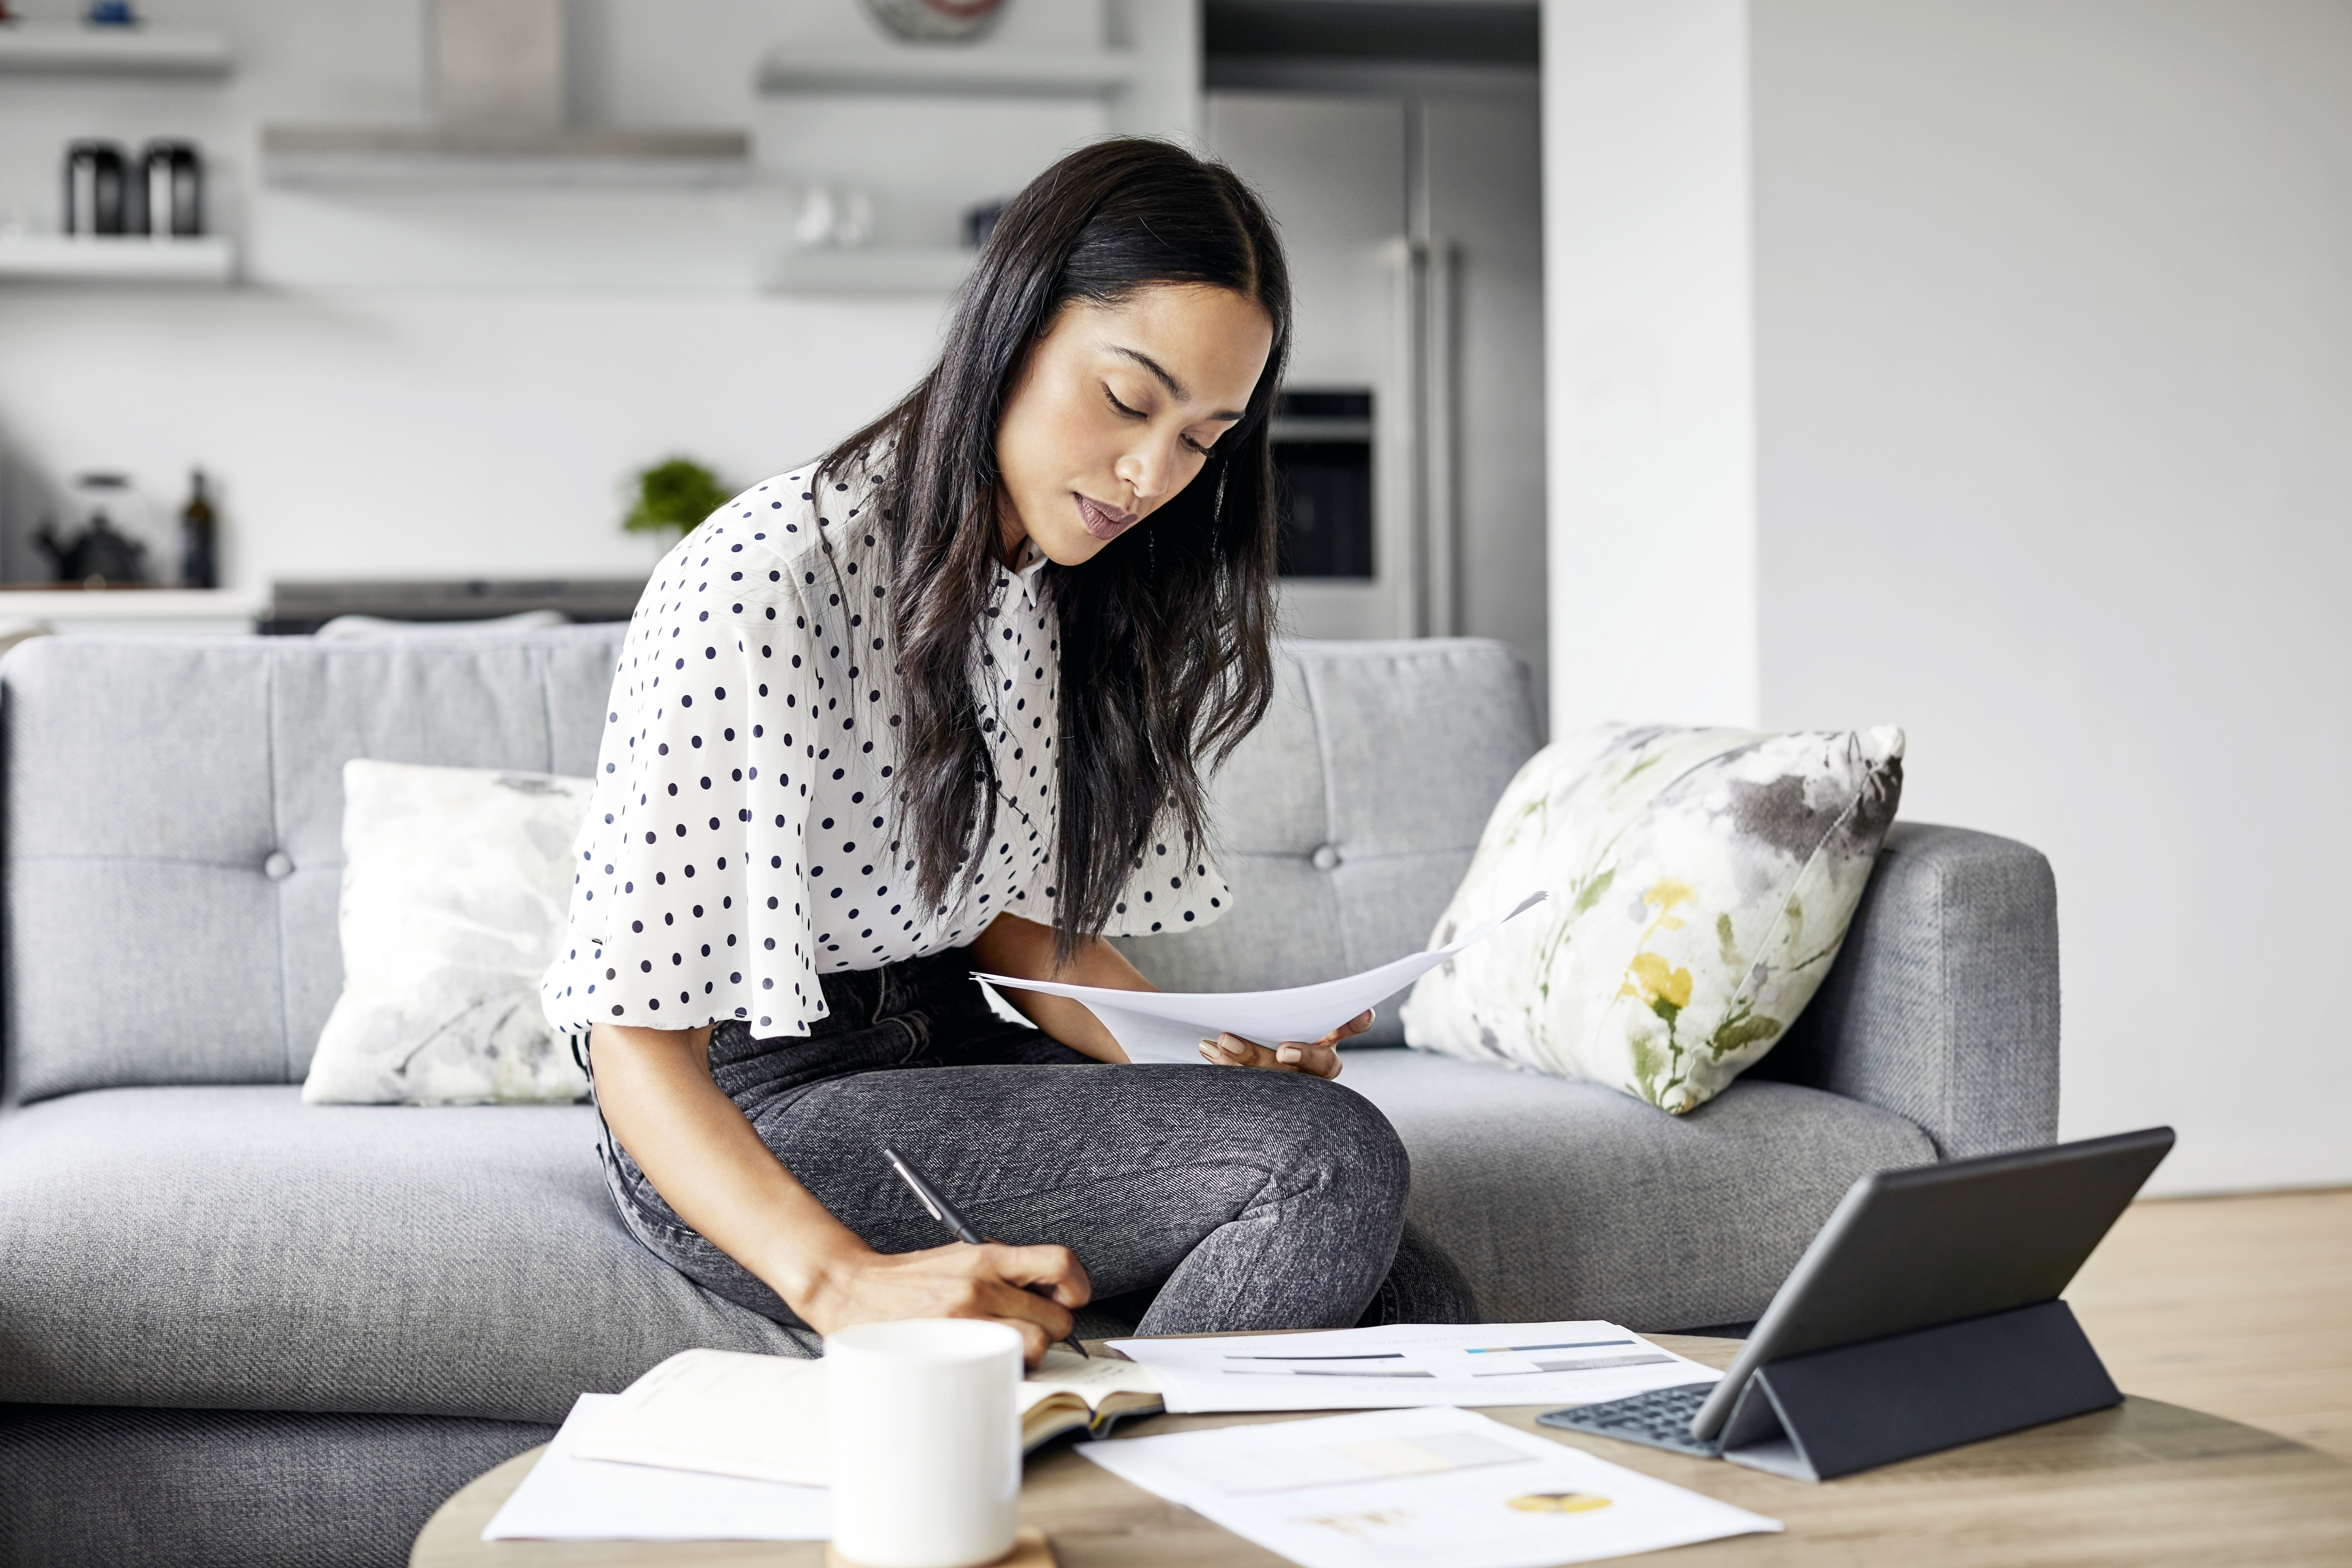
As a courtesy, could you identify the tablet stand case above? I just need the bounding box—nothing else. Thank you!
[1718,1300,2122,1482]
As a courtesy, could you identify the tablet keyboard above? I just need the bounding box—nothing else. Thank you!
[1537,1382,1724,1458]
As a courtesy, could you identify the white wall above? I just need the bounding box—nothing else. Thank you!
[1544,0,2352,1194]
[1540,0,1759,736]
[1752,0,2352,1194]
[0,0,1190,585]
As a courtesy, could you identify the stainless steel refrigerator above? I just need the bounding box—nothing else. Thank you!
[1209,88,1547,718]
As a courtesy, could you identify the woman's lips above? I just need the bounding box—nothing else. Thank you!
[1075,494,1140,541]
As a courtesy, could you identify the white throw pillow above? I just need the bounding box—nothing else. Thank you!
[1401,724,1905,1114]
[302,758,594,1105]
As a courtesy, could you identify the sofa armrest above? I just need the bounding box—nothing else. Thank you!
[1746,822,2060,1160]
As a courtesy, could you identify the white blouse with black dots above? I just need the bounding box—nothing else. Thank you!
[540,457,1232,1038]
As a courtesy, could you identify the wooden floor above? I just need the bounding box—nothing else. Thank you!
[2065,1185,2352,1459]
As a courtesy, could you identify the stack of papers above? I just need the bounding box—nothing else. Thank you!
[479,1322,1731,1551]
[560,1346,1163,1488]
[1081,1406,1780,1568]
[979,891,1548,1062]
[1109,1321,1717,1413]
[482,1394,830,1542]
[572,1350,830,1484]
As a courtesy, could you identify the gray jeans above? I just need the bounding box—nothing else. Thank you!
[591,946,1474,1337]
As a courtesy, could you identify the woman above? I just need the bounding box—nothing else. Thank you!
[544,139,1470,1364]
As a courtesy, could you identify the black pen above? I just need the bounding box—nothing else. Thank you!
[881,1145,1091,1360]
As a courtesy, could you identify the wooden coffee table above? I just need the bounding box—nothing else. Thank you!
[411,1336,2352,1568]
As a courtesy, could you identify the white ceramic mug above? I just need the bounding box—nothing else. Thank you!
[826,1319,1022,1568]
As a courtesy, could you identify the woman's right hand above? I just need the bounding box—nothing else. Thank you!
[590,1022,1090,1367]
[795,1240,1091,1366]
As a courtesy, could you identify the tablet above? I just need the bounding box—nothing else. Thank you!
[1687,1124,2174,1440]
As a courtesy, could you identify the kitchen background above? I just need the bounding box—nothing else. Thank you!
[0,0,1547,710]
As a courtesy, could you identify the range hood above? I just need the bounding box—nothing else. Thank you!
[264,0,749,186]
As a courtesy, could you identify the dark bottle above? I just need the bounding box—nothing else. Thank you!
[179,470,218,589]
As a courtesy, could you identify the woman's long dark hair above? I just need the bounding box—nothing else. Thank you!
[826,138,1290,957]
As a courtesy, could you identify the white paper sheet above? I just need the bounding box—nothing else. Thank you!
[481,1393,831,1542]
[978,890,1548,1063]
[564,1346,1163,1489]
[573,1349,830,1485]
[1106,1321,1718,1414]
[1080,1405,1779,1568]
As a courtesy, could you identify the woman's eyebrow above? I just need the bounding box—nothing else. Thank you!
[1103,344,1249,422]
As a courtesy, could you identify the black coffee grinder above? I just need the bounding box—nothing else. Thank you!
[138,141,204,237]
[63,141,129,235]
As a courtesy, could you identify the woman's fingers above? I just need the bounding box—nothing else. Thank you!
[984,1241,1092,1308]
[1199,1031,1343,1080]
[940,1250,1075,1367]
[949,1246,1081,1349]
[1302,1009,1375,1050]
[975,1279,1071,1363]
[971,1267,1084,1368]
[1287,1008,1372,1077]
[1013,1320,1051,1364]
[1274,1040,1343,1079]
[1200,1032,1277,1068]
[812,1244,1084,1367]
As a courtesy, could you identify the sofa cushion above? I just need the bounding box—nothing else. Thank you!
[0,1087,805,1424]
[1337,1049,1937,1329]
[2,629,630,1104]
[0,1064,1933,1427]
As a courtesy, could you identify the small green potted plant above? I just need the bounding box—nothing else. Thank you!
[623,457,729,543]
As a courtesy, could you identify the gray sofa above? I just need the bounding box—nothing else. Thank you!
[0,629,2058,1568]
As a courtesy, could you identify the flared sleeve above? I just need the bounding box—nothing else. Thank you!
[542,523,828,1037]
[1097,823,1234,939]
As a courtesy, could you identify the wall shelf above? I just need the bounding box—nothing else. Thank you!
[0,22,231,76]
[260,124,753,188]
[756,45,1137,98]
[0,234,234,284]
[768,247,974,295]
[0,586,264,631]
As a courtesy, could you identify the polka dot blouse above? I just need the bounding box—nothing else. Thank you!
[541,453,1233,1038]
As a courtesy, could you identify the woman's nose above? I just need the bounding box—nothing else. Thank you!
[1116,435,1177,503]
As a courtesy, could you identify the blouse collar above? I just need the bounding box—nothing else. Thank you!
[1006,537,1051,582]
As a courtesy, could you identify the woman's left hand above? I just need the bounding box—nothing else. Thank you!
[1198,1009,1374,1081]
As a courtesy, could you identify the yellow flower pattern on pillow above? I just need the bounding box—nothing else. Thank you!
[1402,724,1905,1113]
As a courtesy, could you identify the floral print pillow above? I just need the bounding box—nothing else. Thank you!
[1401,724,1905,1114]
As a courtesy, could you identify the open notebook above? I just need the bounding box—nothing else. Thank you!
[572,1347,1162,1485]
